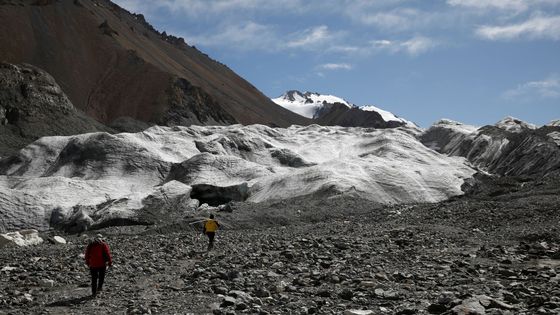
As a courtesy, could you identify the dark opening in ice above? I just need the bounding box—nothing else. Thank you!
[190,183,248,206]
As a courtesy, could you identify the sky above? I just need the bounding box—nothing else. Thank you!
[113,0,560,127]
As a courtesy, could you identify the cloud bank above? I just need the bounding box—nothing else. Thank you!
[476,15,560,40]
[503,75,560,100]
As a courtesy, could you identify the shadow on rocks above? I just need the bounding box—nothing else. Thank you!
[47,295,94,307]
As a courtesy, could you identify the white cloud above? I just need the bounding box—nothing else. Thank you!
[286,26,333,49]
[401,37,438,55]
[476,15,560,40]
[183,23,340,52]
[317,63,353,70]
[447,0,560,13]
[447,0,529,12]
[114,0,315,17]
[354,8,436,32]
[503,75,560,100]
[371,36,439,56]
[327,45,362,54]
[184,22,278,51]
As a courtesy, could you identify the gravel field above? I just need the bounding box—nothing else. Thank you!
[1,175,559,315]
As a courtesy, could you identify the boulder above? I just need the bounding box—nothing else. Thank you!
[0,229,43,247]
[451,298,486,315]
[52,236,67,244]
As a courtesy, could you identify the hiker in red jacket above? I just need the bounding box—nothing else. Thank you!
[84,234,112,297]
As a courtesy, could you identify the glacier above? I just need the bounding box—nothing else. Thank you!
[0,124,477,232]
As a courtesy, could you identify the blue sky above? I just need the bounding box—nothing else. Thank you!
[113,0,560,127]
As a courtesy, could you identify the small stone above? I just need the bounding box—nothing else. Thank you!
[281,251,295,259]
[344,310,374,315]
[235,302,248,310]
[271,262,284,269]
[396,308,417,315]
[335,242,349,250]
[39,279,55,287]
[427,303,448,314]
[221,296,236,307]
[359,281,376,288]
[273,281,287,293]
[498,268,517,277]
[254,288,270,298]
[317,290,331,297]
[213,286,228,295]
[23,293,33,302]
[339,289,354,300]
[375,273,389,281]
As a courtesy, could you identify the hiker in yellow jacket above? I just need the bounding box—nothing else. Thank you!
[203,214,220,251]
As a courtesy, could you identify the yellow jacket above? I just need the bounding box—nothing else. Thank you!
[204,219,219,233]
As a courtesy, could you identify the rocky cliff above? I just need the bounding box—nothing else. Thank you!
[0,63,111,156]
[421,118,560,177]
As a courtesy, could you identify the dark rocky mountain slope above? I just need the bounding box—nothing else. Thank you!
[0,0,309,129]
[314,103,405,128]
[0,63,112,156]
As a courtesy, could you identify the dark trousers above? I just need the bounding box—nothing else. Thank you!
[206,232,215,250]
[90,267,106,295]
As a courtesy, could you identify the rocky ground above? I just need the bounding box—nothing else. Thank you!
[1,175,559,315]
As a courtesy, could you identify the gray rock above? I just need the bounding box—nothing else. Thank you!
[339,289,354,300]
[52,236,67,244]
[451,298,486,315]
[221,296,236,307]
[344,310,375,315]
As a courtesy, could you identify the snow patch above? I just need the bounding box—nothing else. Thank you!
[495,116,536,133]
[361,105,415,126]
[548,131,560,146]
[432,119,479,135]
[547,119,560,127]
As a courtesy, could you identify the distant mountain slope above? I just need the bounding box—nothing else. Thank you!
[0,0,309,128]
[272,90,352,118]
[273,90,411,128]
[421,117,560,177]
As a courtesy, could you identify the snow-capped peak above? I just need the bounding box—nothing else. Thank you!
[431,118,479,135]
[272,90,412,127]
[547,119,560,127]
[495,116,536,133]
[360,105,410,125]
[272,90,351,119]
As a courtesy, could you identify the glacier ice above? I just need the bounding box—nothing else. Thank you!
[0,124,477,232]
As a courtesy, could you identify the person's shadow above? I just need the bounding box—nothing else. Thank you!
[47,295,94,307]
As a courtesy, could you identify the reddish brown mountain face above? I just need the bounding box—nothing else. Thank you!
[0,0,310,128]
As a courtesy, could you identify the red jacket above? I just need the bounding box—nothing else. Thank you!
[85,241,112,268]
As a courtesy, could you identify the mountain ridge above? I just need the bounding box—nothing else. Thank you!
[272,90,411,128]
